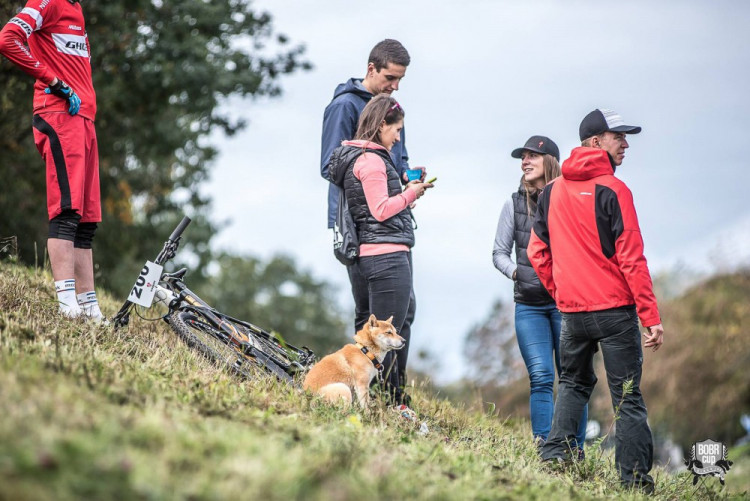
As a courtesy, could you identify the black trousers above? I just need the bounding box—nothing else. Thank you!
[355,251,416,404]
[540,305,654,489]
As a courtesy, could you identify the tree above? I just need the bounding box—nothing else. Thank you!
[202,253,349,357]
[457,299,530,415]
[641,269,750,447]
[0,0,311,295]
[463,299,525,386]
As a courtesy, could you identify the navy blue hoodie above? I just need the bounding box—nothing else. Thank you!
[320,78,409,228]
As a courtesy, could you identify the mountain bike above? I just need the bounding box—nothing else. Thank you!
[112,217,315,383]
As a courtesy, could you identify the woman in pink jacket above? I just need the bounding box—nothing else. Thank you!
[327,94,432,407]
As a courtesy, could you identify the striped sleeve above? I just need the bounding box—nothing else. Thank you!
[0,0,58,83]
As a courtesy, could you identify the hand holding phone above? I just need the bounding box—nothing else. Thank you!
[405,169,422,182]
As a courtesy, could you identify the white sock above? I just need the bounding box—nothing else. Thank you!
[55,279,81,317]
[77,290,104,320]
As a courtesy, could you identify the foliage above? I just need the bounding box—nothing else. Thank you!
[641,269,750,448]
[201,252,349,357]
[463,299,525,386]
[0,260,714,499]
[0,0,311,295]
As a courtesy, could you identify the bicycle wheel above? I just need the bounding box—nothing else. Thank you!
[168,311,255,380]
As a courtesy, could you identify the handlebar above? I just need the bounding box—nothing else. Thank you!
[169,216,192,243]
[113,216,192,329]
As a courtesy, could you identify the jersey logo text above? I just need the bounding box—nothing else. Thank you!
[9,17,33,38]
[51,33,89,57]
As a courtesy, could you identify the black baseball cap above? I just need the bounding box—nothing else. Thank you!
[579,109,642,141]
[511,135,560,161]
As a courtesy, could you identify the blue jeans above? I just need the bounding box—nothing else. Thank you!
[540,306,653,489]
[515,303,587,447]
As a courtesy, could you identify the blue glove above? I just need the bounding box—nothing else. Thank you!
[45,80,81,115]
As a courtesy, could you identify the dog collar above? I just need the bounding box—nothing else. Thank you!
[355,343,383,370]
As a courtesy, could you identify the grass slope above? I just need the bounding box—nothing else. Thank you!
[0,261,738,500]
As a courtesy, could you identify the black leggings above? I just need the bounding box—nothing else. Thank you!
[357,251,416,404]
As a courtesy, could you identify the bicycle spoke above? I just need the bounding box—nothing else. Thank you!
[168,312,254,380]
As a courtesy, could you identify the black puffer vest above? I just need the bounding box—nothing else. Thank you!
[512,184,554,305]
[328,144,414,247]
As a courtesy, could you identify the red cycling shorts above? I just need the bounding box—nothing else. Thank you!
[32,112,101,223]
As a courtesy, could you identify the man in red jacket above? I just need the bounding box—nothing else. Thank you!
[528,109,664,492]
[0,0,104,321]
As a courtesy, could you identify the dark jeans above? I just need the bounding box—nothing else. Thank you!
[515,303,587,446]
[540,305,654,489]
[357,251,415,405]
[346,261,370,332]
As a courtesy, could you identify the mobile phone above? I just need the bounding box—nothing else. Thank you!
[405,169,422,181]
[426,176,437,184]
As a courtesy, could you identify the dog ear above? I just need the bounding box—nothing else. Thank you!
[368,314,378,328]
[386,315,393,324]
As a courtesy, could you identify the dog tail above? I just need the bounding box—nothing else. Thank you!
[319,383,353,405]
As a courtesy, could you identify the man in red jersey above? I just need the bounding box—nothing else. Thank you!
[528,109,664,493]
[0,0,104,320]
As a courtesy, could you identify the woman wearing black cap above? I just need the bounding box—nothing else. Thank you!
[492,135,587,454]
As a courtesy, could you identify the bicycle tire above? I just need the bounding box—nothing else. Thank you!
[168,311,255,380]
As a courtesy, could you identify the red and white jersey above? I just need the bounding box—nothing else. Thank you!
[0,0,96,120]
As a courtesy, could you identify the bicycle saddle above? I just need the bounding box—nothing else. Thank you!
[162,268,188,280]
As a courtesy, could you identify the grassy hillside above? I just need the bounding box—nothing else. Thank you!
[0,261,738,500]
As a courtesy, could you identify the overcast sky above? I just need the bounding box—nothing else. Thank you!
[202,0,750,383]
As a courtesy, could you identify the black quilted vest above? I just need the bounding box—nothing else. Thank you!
[512,185,554,305]
[331,145,414,247]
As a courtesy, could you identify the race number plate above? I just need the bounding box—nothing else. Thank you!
[127,261,164,307]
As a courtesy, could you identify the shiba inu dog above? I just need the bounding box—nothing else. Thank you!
[303,314,405,407]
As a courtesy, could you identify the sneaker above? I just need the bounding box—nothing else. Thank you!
[393,404,417,421]
[81,312,110,326]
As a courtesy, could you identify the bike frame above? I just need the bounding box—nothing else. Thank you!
[161,274,312,379]
[113,216,315,381]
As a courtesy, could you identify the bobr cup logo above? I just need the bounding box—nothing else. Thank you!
[685,439,733,485]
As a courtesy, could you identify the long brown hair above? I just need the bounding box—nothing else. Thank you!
[522,154,561,216]
[355,94,405,146]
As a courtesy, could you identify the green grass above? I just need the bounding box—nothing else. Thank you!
[0,261,742,500]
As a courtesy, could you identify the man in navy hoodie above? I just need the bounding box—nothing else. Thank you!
[321,39,411,232]
[320,39,417,406]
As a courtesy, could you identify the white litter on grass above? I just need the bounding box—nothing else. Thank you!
[419,421,430,435]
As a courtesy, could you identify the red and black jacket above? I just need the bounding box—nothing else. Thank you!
[527,147,661,327]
